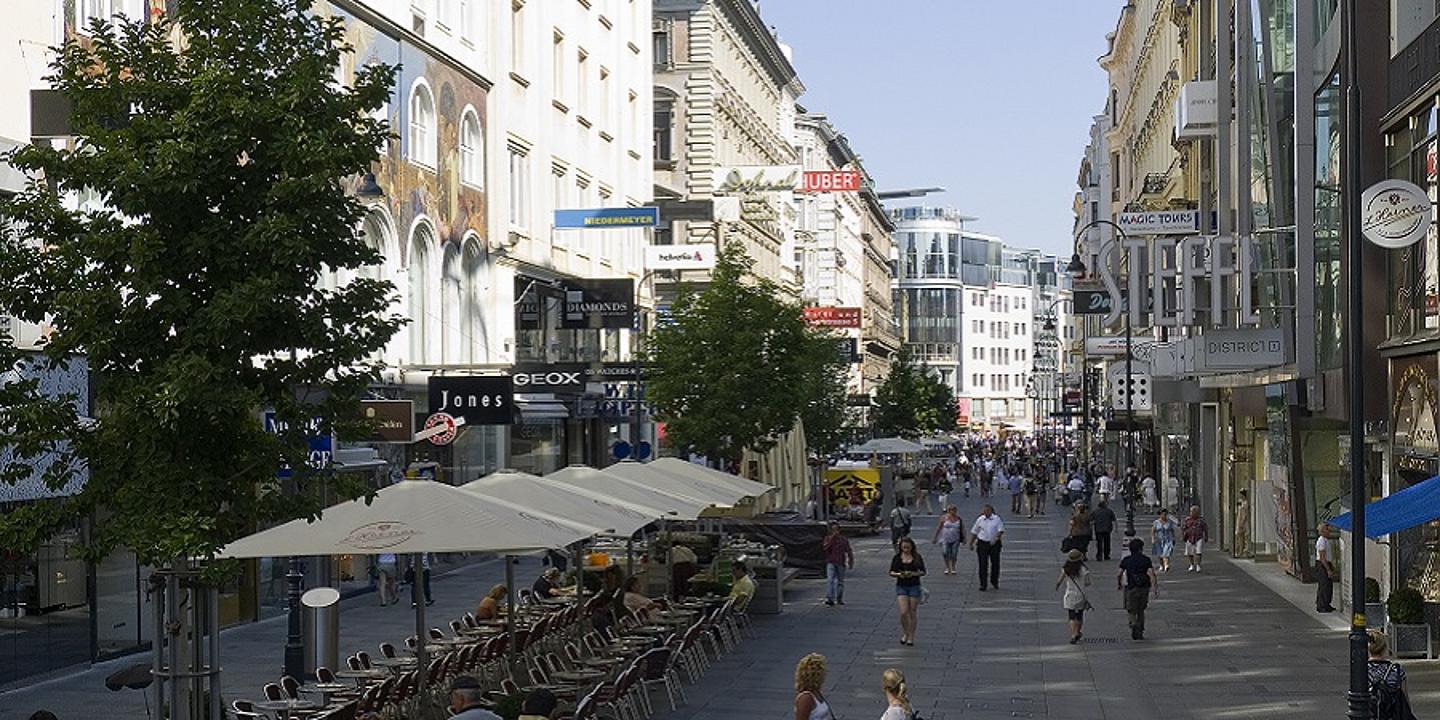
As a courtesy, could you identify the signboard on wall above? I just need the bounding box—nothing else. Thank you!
[801,170,863,193]
[804,306,862,328]
[712,166,801,194]
[427,375,513,425]
[1115,210,1199,235]
[644,244,716,270]
[561,278,635,329]
[553,207,659,229]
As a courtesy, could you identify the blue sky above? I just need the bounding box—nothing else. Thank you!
[758,1,1121,256]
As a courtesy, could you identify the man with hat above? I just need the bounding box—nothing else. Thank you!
[448,676,501,719]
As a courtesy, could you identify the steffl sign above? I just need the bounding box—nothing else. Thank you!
[1097,233,1260,328]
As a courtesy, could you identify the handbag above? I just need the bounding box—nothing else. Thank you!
[1067,575,1094,612]
[920,587,931,605]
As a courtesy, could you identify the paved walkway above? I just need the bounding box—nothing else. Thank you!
[653,493,1379,720]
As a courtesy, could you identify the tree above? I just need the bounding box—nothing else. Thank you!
[0,0,401,564]
[872,348,957,438]
[646,241,826,462]
[797,329,853,457]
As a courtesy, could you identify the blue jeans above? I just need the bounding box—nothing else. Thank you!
[826,563,846,603]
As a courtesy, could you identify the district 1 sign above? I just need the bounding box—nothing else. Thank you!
[1360,179,1429,249]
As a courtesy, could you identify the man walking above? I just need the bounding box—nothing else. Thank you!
[1315,521,1337,612]
[1009,470,1024,514]
[1091,499,1117,561]
[1182,505,1210,572]
[822,521,854,607]
[1096,469,1114,505]
[1117,538,1159,640]
[889,499,913,549]
[969,504,1005,591]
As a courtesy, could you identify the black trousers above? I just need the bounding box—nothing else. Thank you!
[976,540,1001,588]
[1316,567,1335,611]
[1095,531,1112,561]
[404,567,432,602]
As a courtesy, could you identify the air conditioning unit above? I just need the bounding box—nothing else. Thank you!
[490,232,523,254]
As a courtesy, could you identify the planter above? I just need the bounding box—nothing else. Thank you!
[1367,602,1388,629]
[1389,622,1434,659]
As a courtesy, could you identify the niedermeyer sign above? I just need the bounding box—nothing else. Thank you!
[804,306,862,328]
[801,170,863,193]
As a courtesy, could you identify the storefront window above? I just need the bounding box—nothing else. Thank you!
[1315,71,1344,369]
[1383,100,1440,337]
[0,525,92,684]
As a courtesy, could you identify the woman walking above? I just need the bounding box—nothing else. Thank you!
[793,653,835,720]
[1055,549,1092,644]
[1066,503,1093,559]
[932,504,966,575]
[879,668,914,720]
[890,537,926,646]
[1151,508,1178,572]
[1142,475,1159,512]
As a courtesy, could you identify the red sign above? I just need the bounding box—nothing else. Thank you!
[956,398,972,427]
[422,412,458,446]
[802,170,863,193]
[803,306,862,328]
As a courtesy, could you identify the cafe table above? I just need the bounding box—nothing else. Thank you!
[254,698,321,718]
[333,668,387,683]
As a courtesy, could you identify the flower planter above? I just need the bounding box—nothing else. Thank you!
[1389,622,1433,659]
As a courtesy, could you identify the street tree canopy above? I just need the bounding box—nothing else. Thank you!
[0,0,401,563]
[646,241,846,462]
[872,347,957,439]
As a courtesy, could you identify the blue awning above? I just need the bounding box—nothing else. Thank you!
[1330,474,1440,538]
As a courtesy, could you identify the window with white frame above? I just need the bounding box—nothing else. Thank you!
[511,1,526,73]
[552,31,566,104]
[576,49,589,117]
[77,0,142,32]
[459,0,475,44]
[508,143,531,230]
[441,243,465,363]
[460,108,484,188]
[409,81,437,168]
[409,223,435,362]
[463,239,485,362]
[434,0,455,31]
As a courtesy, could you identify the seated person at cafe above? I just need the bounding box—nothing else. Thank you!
[519,688,559,720]
[449,676,502,720]
[532,567,563,600]
[728,561,757,610]
[669,542,699,599]
[622,575,659,614]
[476,584,507,620]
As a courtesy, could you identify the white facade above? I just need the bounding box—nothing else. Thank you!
[961,280,1035,429]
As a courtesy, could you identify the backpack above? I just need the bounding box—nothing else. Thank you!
[1369,662,1418,720]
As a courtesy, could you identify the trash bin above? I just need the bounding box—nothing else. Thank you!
[302,587,341,675]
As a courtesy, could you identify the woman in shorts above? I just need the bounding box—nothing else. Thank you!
[889,536,926,646]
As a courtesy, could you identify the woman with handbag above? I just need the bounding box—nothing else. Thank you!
[890,537,927,646]
[1055,549,1092,645]
[1368,629,1420,720]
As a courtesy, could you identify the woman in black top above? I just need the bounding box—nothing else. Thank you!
[890,537,926,646]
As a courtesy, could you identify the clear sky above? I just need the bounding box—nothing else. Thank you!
[758,0,1122,256]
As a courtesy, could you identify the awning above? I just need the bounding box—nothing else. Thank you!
[516,394,570,421]
[848,437,925,454]
[1330,474,1440,538]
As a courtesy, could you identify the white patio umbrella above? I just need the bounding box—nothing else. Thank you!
[217,478,593,689]
[605,460,745,506]
[461,470,660,538]
[546,465,711,520]
[649,457,774,499]
[849,437,926,455]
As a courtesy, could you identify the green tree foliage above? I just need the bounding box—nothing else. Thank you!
[872,347,957,438]
[0,0,402,563]
[646,241,845,461]
[797,329,853,457]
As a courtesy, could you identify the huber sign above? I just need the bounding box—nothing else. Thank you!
[801,170,862,193]
[1360,179,1429,249]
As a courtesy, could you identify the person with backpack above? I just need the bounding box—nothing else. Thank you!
[1369,629,1420,720]
[889,499,913,549]
[1117,538,1159,640]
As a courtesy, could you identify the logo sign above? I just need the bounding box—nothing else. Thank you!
[340,521,420,550]
[644,244,716,271]
[712,165,801,194]
[420,412,460,445]
[1195,328,1285,372]
[1084,336,1146,357]
[264,412,333,476]
[804,306,862,328]
[1073,289,1114,315]
[801,170,863,193]
[427,375,512,426]
[512,365,585,393]
[1115,210,1199,235]
[562,278,635,329]
[1360,179,1430,249]
[358,400,414,443]
[553,206,659,229]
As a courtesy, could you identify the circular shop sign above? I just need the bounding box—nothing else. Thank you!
[424,412,458,446]
[1360,179,1431,249]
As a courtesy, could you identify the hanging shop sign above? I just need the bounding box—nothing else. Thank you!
[1115,210,1199,235]
[1072,288,1115,315]
[263,411,333,476]
[644,244,716,271]
[1194,328,1285,372]
[803,306,862,328]
[1174,81,1218,139]
[712,165,801,194]
[1391,354,1440,462]
[553,206,659,229]
[511,364,586,393]
[1096,234,1259,328]
[1083,336,1146,356]
[561,278,635,329]
[1360,179,1430,249]
[801,170,863,193]
[427,375,512,426]
[357,399,414,443]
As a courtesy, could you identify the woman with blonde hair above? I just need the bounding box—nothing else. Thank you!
[475,584,506,620]
[793,653,835,720]
[880,668,913,720]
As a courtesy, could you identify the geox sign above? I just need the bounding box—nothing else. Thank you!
[512,366,585,393]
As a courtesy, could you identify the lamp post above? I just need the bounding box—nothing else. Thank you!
[1066,219,1134,536]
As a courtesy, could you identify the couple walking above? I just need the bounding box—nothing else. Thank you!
[1055,537,1159,644]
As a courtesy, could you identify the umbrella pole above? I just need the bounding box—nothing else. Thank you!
[505,556,516,670]
[412,553,427,695]
[573,544,585,646]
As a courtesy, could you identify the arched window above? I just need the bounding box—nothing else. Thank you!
[440,242,464,364]
[459,107,484,189]
[463,236,486,363]
[359,210,393,283]
[408,221,436,362]
[409,80,437,168]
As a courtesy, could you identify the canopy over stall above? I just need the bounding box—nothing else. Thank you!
[217,479,592,689]
[546,465,711,520]
[848,437,926,455]
[606,460,745,507]
[462,470,661,538]
[649,457,774,499]
[1330,474,1440,538]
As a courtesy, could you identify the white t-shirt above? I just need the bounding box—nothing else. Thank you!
[1316,535,1331,562]
[880,706,911,720]
[971,514,1005,543]
[1067,477,1085,492]
[1097,476,1114,494]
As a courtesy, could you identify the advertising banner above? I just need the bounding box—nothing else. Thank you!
[553,207,659,229]
[804,306,862,328]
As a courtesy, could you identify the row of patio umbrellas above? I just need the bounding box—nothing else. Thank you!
[215,458,771,691]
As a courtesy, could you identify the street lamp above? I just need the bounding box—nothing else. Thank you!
[1066,219,1136,536]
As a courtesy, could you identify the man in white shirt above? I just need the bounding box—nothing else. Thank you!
[1097,472,1114,502]
[1315,522,1336,613]
[969,504,1006,591]
[1067,475,1087,507]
